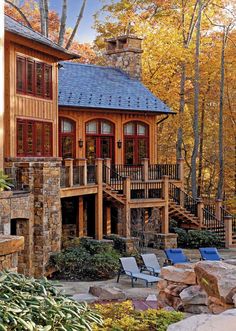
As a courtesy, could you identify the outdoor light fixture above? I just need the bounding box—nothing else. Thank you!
[117,140,122,149]
[78,139,83,148]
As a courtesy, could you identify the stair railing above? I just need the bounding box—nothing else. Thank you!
[103,164,125,193]
[203,207,225,241]
[221,207,236,232]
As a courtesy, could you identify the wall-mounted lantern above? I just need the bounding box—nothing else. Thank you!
[117,140,122,149]
[78,139,83,148]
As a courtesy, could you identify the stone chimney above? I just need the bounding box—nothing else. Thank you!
[105,35,143,80]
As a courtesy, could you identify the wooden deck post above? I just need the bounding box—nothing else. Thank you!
[0,5,4,170]
[75,158,87,186]
[64,158,74,187]
[104,158,111,184]
[77,196,84,237]
[124,176,131,237]
[162,175,169,234]
[95,158,103,240]
[104,204,111,235]
[177,158,184,188]
[197,198,204,229]
[141,158,149,182]
[224,215,233,248]
[215,199,222,221]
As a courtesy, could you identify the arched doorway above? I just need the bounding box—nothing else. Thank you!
[59,118,76,159]
[124,121,149,164]
[86,119,114,164]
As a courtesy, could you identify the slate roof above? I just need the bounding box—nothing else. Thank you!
[4,15,78,58]
[58,62,173,114]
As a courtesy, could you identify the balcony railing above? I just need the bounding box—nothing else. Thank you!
[149,164,179,180]
[113,164,143,181]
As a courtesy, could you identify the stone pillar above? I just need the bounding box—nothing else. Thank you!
[75,158,87,186]
[64,158,74,187]
[95,159,103,240]
[161,176,169,234]
[77,196,84,237]
[123,177,131,237]
[141,158,149,182]
[215,199,222,221]
[104,205,111,235]
[224,215,233,248]
[104,158,111,184]
[197,198,204,229]
[177,158,184,188]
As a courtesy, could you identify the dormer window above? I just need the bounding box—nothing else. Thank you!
[16,55,52,99]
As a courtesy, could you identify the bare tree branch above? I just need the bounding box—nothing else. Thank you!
[65,0,87,49]
[58,0,67,46]
[39,0,46,36]
[5,0,32,28]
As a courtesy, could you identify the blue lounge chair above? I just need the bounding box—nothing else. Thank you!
[199,247,222,261]
[117,257,161,287]
[164,248,190,265]
[141,253,161,276]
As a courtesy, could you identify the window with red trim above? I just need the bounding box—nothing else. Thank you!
[16,56,52,99]
[16,119,53,157]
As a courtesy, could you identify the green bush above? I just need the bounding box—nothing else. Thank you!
[92,301,183,331]
[50,238,121,281]
[170,224,222,248]
[0,271,102,330]
[0,170,13,191]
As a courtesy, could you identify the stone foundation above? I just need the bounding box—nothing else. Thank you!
[155,233,178,249]
[0,235,24,272]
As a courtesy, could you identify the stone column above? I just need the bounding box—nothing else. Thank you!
[123,176,131,237]
[161,176,169,234]
[197,198,204,229]
[141,158,149,182]
[95,159,103,240]
[64,158,74,187]
[224,215,233,248]
[77,196,84,237]
[0,4,4,169]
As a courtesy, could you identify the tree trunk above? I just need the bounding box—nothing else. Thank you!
[197,96,205,197]
[217,29,227,200]
[58,0,68,46]
[191,0,202,199]
[176,61,186,159]
[65,0,87,49]
[44,0,49,37]
[39,0,46,36]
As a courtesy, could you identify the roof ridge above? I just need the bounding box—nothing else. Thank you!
[61,61,126,71]
[5,14,67,52]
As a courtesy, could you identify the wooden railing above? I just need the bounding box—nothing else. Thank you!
[103,164,125,192]
[113,164,143,181]
[130,181,162,199]
[149,164,180,180]
[221,207,236,233]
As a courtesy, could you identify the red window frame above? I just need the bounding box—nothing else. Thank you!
[16,56,52,99]
[59,118,76,159]
[16,119,53,157]
[124,121,149,164]
[85,119,115,163]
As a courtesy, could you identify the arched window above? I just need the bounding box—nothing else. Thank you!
[59,118,75,158]
[124,122,149,164]
[86,119,114,164]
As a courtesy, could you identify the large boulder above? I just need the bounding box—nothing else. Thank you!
[167,309,236,331]
[180,285,208,305]
[160,266,196,285]
[89,286,126,300]
[194,261,236,304]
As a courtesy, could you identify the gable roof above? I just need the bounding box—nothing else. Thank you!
[4,15,79,59]
[58,62,174,114]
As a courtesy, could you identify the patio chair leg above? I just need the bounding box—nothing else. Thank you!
[131,277,134,288]
[146,281,148,288]
[117,270,121,283]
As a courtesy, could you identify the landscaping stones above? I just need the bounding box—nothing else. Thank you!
[180,286,208,305]
[167,309,236,331]
[160,265,196,285]
[89,285,126,301]
[194,261,236,304]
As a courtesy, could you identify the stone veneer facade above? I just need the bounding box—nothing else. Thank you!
[1,158,61,277]
[0,235,24,272]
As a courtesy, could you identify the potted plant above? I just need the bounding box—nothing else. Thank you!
[0,170,14,192]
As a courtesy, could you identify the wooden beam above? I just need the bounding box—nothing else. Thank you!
[77,196,84,237]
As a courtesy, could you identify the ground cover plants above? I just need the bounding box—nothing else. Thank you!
[92,301,183,331]
[0,271,102,330]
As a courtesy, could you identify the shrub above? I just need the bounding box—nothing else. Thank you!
[171,226,222,248]
[0,271,102,330]
[50,238,121,280]
[92,301,183,331]
[0,170,13,191]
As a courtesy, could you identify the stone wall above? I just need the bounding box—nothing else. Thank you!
[0,235,24,272]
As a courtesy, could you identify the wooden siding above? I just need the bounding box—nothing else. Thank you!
[4,39,58,158]
[59,107,160,164]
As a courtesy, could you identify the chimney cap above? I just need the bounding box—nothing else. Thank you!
[105,34,143,42]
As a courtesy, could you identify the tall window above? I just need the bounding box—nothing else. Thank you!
[17,119,52,156]
[59,118,76,159]
[16,56,52,99]
[124,122,149,164]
